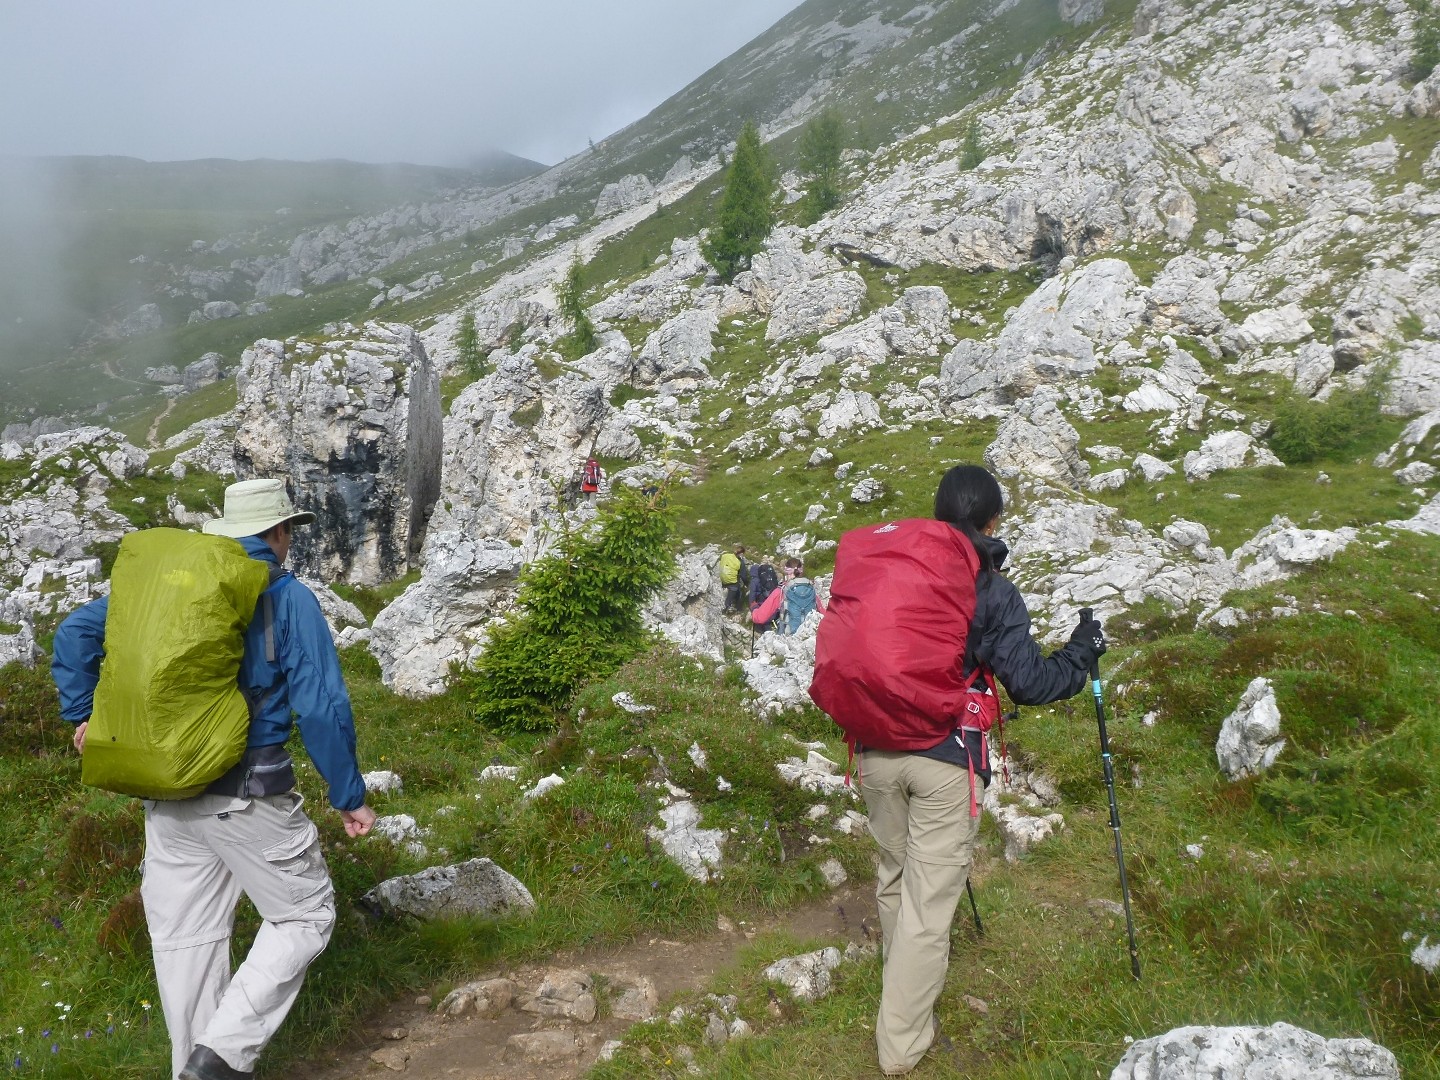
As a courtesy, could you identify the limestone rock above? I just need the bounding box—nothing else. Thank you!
[1060,0,1105,25]
[763,947,843,1002]
[362,857,536,920]
[595,174,656,217]
[1216,676,1285,780]
[610,976,660,1022]
[116,303,163,337]
[941,260,1142,404]
[1110,1022,1398,1080]
[440,977,515,1019]
[765,271,868,342]
[519,969,598,1023]
[504,1029,582,1067]
[637,309,716,392]
[232,325,442,586]
[1183,431,1282,481]
[647,800,725,882]
[367,534,524,697]
[1132,453,1176,481]
[984,390,1089,487]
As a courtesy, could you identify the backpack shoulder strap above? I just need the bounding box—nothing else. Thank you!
[260,565,291,665]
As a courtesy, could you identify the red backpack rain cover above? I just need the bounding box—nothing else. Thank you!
[810,518,981,751]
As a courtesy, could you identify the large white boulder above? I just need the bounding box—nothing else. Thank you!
[1110,1022,1398,1080]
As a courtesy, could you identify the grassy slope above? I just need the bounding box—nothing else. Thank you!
[5,532,1437,1077]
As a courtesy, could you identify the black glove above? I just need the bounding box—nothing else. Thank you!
[1069,616,1107,661]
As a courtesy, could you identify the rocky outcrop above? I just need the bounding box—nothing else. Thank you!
[231,323,442,586]
[1111,1022,1398,1080]
[941,260,1142,404]
[1216,676,1285,780]
[765,271,868,342]
[594,174,656,217]
[983,390,1089,488]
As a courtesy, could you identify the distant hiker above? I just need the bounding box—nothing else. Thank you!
[809,465,1105,1077]
[580,456,603,500]
[779,557,823,633]
[748,558,783,633]
[52,478,376,1080]
[718,544,749,614]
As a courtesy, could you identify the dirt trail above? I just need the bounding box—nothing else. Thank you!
[146,396,176,448]
[283,884,879,1080]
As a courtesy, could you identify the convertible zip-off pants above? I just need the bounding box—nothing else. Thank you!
[859,751,984,1074]
[142,791,336,1079]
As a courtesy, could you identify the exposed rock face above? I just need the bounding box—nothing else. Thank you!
[647,800,725,883]
[231,323,442,586]
[116,303,163,337]
[1183,430,1283,481]
[941,260,1142,404]
[765,271,868,342]
[594,173,656,217]
[1110,1022,1399,1080]
[984,390,1089,488]
[1059,0,1105,26]
[368,535,525,697]
[642,546,726,660]
[362,857,535,920]
[1216,676,1285,780]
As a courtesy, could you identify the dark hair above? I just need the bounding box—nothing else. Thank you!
[933,465,1003,572]
[785,557,802,574]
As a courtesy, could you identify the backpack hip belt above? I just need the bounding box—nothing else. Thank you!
[204,744,297,799]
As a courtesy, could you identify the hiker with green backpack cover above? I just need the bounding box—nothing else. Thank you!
[51,478,375,1080]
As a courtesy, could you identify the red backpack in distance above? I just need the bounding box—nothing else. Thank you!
[810,518,985,751]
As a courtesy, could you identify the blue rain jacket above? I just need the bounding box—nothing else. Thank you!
[52,535,366,811]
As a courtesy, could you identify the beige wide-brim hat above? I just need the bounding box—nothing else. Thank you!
[202,478,316,538]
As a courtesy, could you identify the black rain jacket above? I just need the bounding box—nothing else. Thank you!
[963,534,1092,706]
[912,532,1093,785]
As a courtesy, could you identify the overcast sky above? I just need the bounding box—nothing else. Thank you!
[0,0,805,167]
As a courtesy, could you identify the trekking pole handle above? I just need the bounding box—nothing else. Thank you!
[1079,609,1100,682]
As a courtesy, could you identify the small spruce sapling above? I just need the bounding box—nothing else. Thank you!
[469,482,678,733]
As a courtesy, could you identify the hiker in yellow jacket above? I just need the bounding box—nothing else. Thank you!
[718,544,748,614]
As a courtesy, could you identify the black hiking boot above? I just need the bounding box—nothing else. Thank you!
[179,1045,253,1080]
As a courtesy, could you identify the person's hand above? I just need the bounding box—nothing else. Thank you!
[73,721,88,753]
[341,804,376,837]
[1069,615,1107,659]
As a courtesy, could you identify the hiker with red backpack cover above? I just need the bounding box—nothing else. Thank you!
[809,465,1105,1077]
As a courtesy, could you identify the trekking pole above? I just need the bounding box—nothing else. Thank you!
[964,878,984,937]
[1079,608,1142,982]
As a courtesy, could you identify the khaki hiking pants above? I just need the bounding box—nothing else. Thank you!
[142,790,336,1079]
[859,751,983,1074]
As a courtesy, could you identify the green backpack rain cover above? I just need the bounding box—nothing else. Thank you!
[83,528,271,799]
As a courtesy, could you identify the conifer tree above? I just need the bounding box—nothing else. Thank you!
[454,310,484,380]
[1415,0,1440,79]
[961,118,985,171]
[703,120,774,282]
[469,483,677,732]
[559,251,598,356]
[798,109,845,225]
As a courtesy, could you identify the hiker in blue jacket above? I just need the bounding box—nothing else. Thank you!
[52,478,375,1080]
